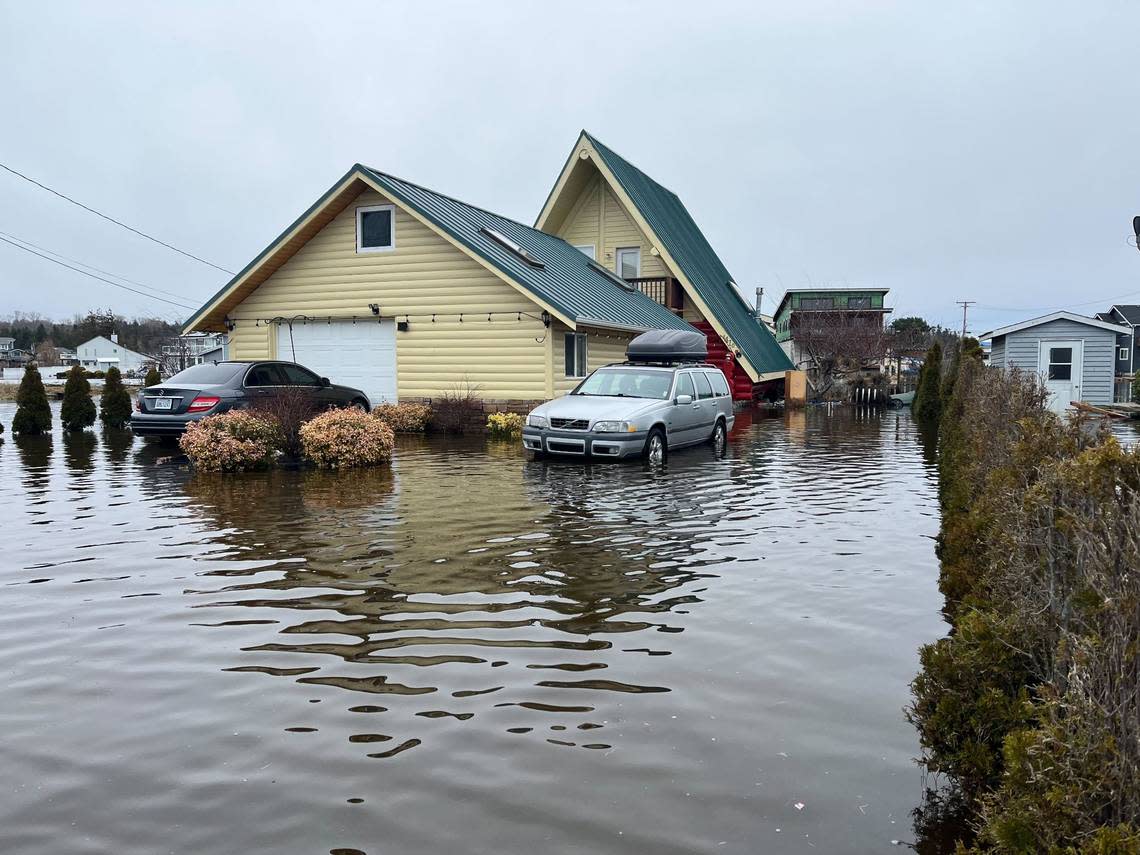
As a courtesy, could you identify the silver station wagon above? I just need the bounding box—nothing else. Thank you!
[522,330,735,463]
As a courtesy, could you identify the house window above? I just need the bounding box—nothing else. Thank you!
[573,244,596,260]
[615,247,640,279]
[847,296,872,309]
[799,297,833,310]
[564,332,588,378]
[1047,346,1073,381]
[356,204,395,253]
[1121,347,1130,361]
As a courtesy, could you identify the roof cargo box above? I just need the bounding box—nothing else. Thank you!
[626,329,708,363]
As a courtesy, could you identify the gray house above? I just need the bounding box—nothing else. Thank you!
[1094,305,1138,384]
[980,311,1131,414]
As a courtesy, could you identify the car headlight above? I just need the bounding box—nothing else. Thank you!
[593,420,634,433]
[526,414,547,428]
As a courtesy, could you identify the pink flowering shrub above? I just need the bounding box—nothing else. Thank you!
[180,410,279,472]
[300,408,395,468]
[373,402,433,433]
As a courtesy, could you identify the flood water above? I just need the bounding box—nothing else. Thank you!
[1,404,950,854]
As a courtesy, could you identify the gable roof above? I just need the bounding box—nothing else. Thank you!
[76,335,154,362]
[183,165,694,336]
[1108,304,1140,326]
[536,131,793,380]
[980,310,1131,340]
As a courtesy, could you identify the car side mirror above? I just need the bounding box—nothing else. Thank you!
[675,393,693,405]
[320,377,331,387]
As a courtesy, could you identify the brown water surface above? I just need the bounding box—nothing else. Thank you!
[0,404,948,854]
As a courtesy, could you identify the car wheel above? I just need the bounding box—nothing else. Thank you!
[710,420,727,455]
[350,398,369,412]
[643,427,667,465]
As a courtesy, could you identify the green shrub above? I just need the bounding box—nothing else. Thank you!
[1132,372,1140,404]
[486,411,524,437]
[99,367,133,428]
[144,366,161,387]
[60,364,96,431]
[912,340,943,425]
[374,402,433,432]
[180,410,279,471]
[300,408,395,468]
[12,364,52,435]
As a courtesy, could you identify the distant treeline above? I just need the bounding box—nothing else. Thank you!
[0,309,182,357]
[908,342,1140,851]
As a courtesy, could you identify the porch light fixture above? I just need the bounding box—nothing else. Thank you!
[369,303,380,316]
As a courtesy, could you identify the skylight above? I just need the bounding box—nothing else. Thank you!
[480,227,544,268]
[589,260,636,291]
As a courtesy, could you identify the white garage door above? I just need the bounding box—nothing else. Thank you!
[276,319,397,406]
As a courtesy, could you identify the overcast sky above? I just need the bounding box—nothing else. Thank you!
[2,1,1138,335]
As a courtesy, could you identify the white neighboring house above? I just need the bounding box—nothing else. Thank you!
[76,334,155,376]
[0,336,14,354]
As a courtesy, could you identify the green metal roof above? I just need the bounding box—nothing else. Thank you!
[359,166,695,334]
[583,133,793,375]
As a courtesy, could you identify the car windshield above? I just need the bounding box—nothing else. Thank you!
[573,367,674,399]
[165,363,244,385]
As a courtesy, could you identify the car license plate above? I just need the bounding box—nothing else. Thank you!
[154,398,173,410]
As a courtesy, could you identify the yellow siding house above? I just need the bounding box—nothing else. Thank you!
[182,164,694,406]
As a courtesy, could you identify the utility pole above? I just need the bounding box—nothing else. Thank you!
[957,301,975,339]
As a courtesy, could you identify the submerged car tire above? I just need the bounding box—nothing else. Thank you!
[710,419,727,455]
[643,427,667,465]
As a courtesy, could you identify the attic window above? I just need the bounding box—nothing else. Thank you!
[481,227,544,268]
[357,205,395,253]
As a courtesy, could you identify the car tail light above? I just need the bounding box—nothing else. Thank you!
[187,395,220,413]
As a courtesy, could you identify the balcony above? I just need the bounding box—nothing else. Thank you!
[627,277,684,314]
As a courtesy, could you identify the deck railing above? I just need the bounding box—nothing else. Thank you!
[627,277,683,313]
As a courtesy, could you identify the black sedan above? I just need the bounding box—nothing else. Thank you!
[129,360,371,437]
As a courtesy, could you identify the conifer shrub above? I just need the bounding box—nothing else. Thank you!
[910,353,1140,851]
[486,411,524,437]
[60,364,96,431]
[144,366,161,387]
[1132,371,1140,404]
[911,340,943,425]
[373,402,433,433]
[99,367,133,428]
[11,364,52,435]
[299,408,394,468]
[180,410,280,472]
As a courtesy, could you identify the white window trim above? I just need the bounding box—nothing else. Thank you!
[615,246,641,278]
[356,204,396,254]
[1121,346,1130,361]
[565,332,588,379]
[573,243,596,260]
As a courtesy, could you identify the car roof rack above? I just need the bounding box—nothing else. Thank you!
[626,329,708,364]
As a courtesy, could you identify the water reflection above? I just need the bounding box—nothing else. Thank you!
[171,441,718,751]
[62,430,97,472]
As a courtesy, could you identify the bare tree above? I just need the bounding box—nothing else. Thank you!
[791,311,890,397]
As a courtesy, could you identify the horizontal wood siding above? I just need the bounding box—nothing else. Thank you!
[989,337,1005,369]
[227,188,547,400]
[556,177,670,279]
[1004,319,1117,405]
[551,321,633,397]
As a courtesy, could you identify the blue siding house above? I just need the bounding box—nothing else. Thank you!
[980,311,1131,414]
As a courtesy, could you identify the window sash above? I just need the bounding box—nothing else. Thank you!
[616,247,640,279]
[564,333,588,378]
[356,205,396,253]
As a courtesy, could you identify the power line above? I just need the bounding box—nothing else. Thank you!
[0,235,196,311]
[0,230,193,302]
[0,161,234,275]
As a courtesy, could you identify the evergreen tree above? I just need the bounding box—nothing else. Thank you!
[144,366,161,387]
[1132,371,1140,405]
[61,364,97,431]
[11,364,52,435]
[99,366,133,428]
[912,341,944,426]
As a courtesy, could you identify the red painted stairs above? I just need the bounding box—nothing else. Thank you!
[691,321,756,401]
